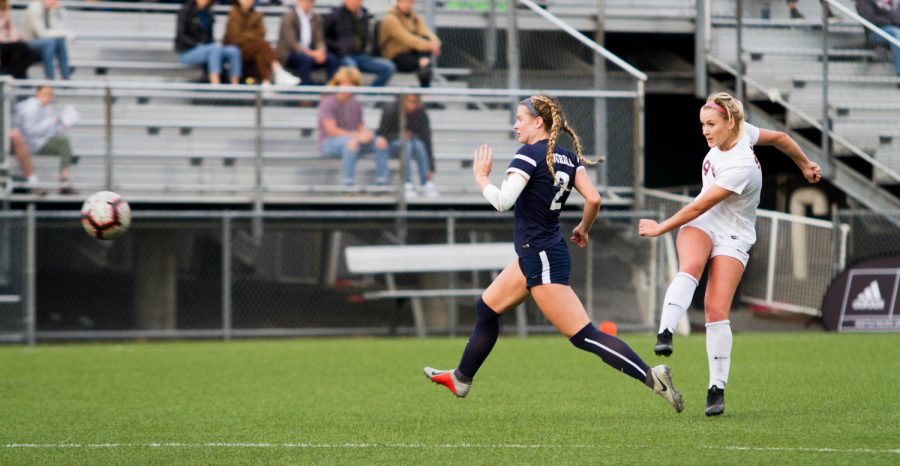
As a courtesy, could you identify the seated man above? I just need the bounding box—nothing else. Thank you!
[13,85,78,194]
[324,0,395,86]
[378,0,441,87]
[277,0,340,85]
[318,66,389,187]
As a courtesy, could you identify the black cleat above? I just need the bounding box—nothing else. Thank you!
[705,386,725,416]
[654,329,673,357]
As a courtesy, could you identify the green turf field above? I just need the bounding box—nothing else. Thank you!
[1,332,898,465]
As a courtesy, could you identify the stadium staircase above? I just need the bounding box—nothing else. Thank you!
[704,0,900,214]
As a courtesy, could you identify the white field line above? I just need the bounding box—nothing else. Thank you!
[2,443,898,454]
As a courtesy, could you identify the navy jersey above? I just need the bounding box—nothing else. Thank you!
[506,139,583,257]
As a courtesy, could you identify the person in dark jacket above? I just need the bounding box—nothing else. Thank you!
[175,0,242,84]
[277,0,340,85]
[376,94,438,197]
[324,0,395,86]
[857,0,900,75]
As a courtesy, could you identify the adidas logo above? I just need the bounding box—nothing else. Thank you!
[852,280,885,311]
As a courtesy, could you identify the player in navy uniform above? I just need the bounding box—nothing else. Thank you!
[425,95,684,412]
[639,92,821,416]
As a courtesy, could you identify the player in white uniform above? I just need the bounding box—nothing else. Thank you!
[638,92,822,416]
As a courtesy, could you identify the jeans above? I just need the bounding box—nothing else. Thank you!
[179,43,242,77]
[342,53,396,87]
[286,51,340,85]
[321,135,389,185]
[872,25,900,75]
[27,38,70,79]
[390,138,430,184]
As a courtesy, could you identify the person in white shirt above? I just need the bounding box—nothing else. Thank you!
[12,85,79,194]
[277,0,339,85]
[638,92,822,417]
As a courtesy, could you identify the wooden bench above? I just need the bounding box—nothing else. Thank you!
[344,242,527,337]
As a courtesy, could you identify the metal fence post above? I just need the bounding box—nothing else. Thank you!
[104,85,113,190]
[735,0,746,107]
[765,218,779,304]
[632,81,646,208]
[25,203,35,346]
[506,0,521,118]
[447,214,457,337]
[594,0,608,188]
[821,0,831,161]
[222,211,232,341]
[253,89,264,242]
[1,78,9,174]
[695,0,709,98]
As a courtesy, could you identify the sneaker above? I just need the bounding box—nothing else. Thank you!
[424,367,471,398]
[649,365,684,413]
[404,182,418,199]
[274,68,301,86]
[790,8,805,20]
[422,181,439,198]
[654,329,673,357]
[705,386,725,416]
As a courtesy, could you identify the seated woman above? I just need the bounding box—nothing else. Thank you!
[378,0,441,87]
[0,0,36,79]
[175,0,242,85]
[18,0,72,80]
[225,0,299,86]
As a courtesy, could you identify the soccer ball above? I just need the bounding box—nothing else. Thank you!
[81,191,131,240]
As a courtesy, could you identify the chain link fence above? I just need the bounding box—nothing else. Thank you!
[836,209,900,267]
[0,209,662,344]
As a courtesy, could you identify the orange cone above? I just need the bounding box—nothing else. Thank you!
[598,321,618,336]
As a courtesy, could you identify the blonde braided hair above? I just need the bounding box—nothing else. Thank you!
[703,92,745,141]
[526,95,603,181]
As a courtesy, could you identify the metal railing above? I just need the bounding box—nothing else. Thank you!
[0,209,661,344]
[698,0,900,179]
[644,188,850,316]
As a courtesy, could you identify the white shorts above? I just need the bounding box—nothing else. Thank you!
[681,217,753,268]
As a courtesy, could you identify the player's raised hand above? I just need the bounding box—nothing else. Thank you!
[638,219,662,237]
[802,161,822,184]
[473,144,493,178]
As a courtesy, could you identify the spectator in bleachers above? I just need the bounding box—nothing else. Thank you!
[18,0,72,80]
[12,85,78,194]
[224,0,300,86]
[376,94,438,198]
[857,0,900,75]
[277,0,340,85]
[0,0,36,79]
[324,0,395,87]
[175,0,242,85]
[378,0,441,88]
[781,0,836,20]
[318,66,389,187]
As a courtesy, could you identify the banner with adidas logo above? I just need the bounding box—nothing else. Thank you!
[822,256,900,332]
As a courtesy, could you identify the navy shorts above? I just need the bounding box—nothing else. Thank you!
[519,240,571,288]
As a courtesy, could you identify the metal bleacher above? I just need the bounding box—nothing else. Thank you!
[706,0,900,205]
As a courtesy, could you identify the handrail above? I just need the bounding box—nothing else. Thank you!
[7,77,640,99]
[824,0,900,49]
[706,55,900,184]
[517,0,648,82]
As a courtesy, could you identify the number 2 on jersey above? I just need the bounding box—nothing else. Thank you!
[550,171,570,211]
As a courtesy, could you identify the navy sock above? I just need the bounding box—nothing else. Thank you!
[456,298,501,380]
[569,323,650,384]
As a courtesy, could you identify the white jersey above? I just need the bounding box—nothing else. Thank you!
[694,122,763,245]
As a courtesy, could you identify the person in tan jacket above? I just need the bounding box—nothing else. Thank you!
[224,0,299,86]
[277,0,339,85]
[377,0,441,87]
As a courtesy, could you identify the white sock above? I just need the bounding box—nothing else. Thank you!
[706,320,732,389]
[658,272,699,334]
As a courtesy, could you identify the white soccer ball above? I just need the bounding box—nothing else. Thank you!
[81,191,131,240]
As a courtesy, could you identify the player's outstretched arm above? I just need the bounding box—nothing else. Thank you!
[638,186,732,237]
[571,168,600,248]
[756,128,821,184]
